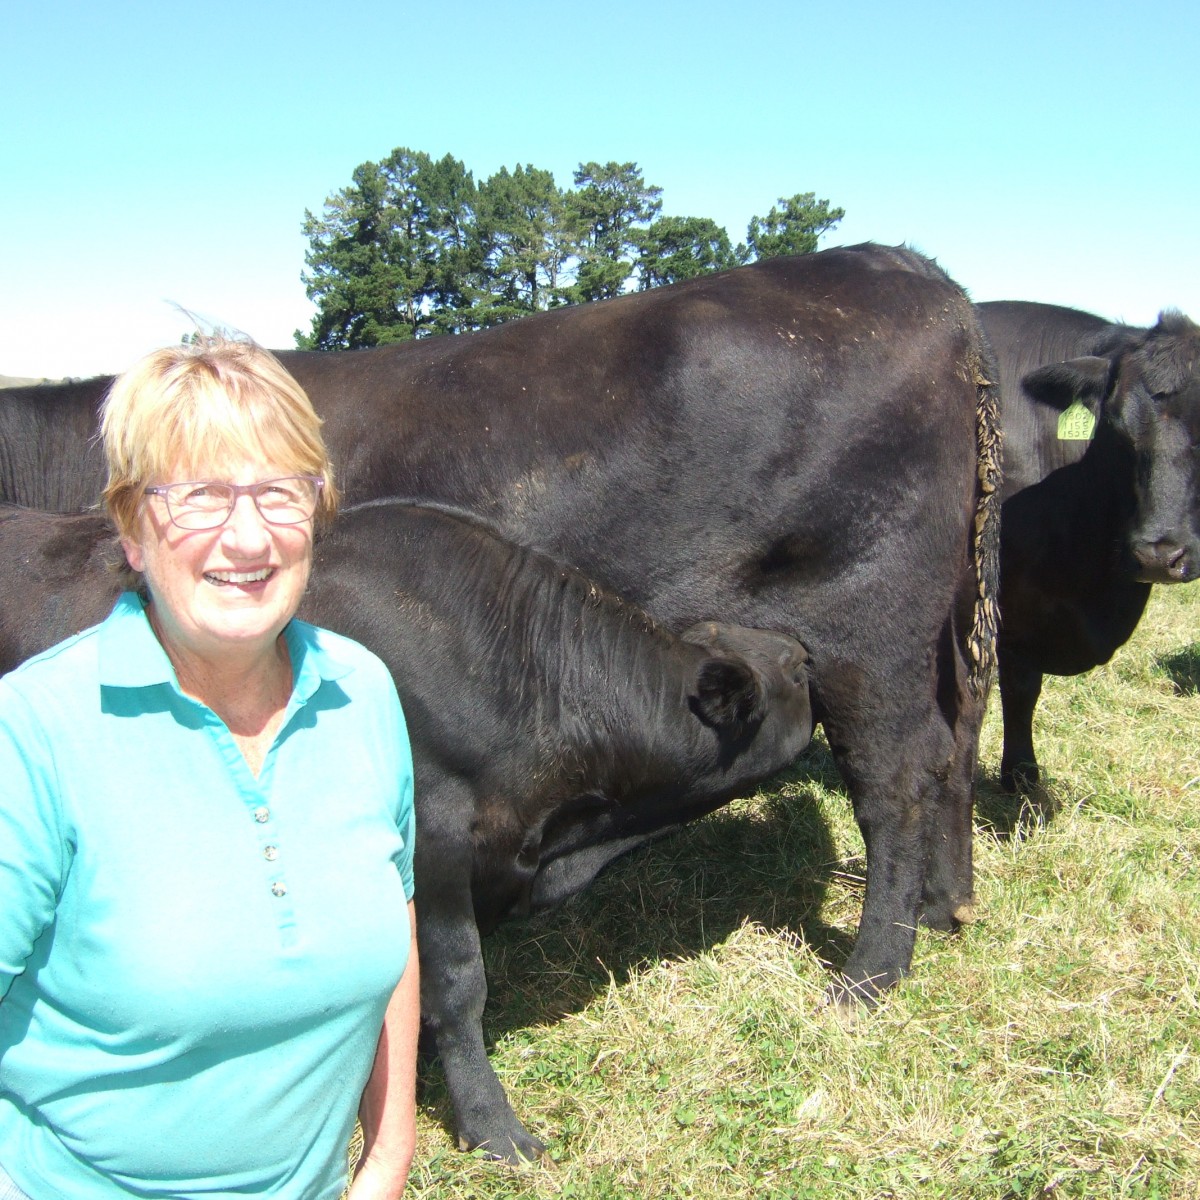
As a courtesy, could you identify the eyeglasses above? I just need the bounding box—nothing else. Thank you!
[143,476,324,530]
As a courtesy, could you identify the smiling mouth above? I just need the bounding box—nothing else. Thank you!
[205,568,274,586]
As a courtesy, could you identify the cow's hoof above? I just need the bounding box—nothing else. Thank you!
[822,975,885,1013]
[459,1127,546,1165]
[1000,760,1040,794]
[919,895,974,931]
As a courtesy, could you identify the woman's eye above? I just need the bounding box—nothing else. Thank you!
[179,483,231,507]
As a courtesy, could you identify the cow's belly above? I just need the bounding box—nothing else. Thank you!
[1002,582,1151,676]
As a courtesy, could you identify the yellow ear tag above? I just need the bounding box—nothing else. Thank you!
[1057,401,1096,441]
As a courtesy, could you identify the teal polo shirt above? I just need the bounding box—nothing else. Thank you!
[0,593,415,1199]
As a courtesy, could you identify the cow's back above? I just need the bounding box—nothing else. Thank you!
[286,245,995,720]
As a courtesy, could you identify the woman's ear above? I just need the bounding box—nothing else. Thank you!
[120,532,145,573]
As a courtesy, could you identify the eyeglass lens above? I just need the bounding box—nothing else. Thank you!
[160,478,320,529]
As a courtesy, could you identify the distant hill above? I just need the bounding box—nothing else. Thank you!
[0,374,64,388]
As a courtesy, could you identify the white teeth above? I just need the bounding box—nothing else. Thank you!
[206,568,273,585]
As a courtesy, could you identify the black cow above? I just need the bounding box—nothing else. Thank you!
[0,244,1003,1004]
[978,301,1200,791]
[1,500,814,1160]
[0,378,108,510]
[0,505,117,668]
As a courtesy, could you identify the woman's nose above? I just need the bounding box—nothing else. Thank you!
[220,493,272,551]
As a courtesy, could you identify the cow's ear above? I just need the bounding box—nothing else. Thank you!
[1021,356,1110,414]
[693,657,765,730]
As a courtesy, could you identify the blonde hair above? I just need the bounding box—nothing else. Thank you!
[101,335,338,591]
[102,335,338,543]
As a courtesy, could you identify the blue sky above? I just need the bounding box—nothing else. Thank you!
[3,0,1197,380]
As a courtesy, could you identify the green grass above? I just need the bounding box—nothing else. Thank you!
[403,586,1200,1199]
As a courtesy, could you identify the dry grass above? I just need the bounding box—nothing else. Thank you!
[399,586,1200,1199]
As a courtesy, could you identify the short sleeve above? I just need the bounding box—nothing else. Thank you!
[0,680,70,999]
[380,669,416,903]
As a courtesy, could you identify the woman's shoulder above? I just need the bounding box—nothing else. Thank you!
[0,625,106,754]
[288,618,394,688]
[1,594,146,713]
[2,621,104,693]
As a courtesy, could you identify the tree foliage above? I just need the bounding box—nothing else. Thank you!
[743,192,846,261]
[473,165,577,324]
[635,216,742,290]
[570,161,663,302]
[299,149,479,349]
[297,150,843,348]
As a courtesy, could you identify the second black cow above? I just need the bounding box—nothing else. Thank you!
[979,300,1200,791]
[0,499,814,1161]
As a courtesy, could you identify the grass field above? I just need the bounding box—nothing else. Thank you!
[402,585,1200,1199]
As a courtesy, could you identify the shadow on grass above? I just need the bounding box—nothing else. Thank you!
[974,642,1200,840]
[973,771,1061,840]
[417,738,850,1126]
[1158,643,1200,696]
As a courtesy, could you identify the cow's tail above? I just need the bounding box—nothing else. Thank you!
[968,327,1002,698]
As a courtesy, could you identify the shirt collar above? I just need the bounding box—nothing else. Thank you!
[283,617,353,705]
[98,592,353,701]
[97,592,175,688]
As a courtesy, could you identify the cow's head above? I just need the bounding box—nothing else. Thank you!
[1023,312,1200,583]
[681,621,814,770]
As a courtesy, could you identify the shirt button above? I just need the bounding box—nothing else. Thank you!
[253,806,270,823]
[271,881,287,897]
[264,845,279,862]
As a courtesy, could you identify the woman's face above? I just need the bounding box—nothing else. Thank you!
[121,458,314,666]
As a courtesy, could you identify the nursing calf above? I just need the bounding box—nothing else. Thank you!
[1,500,813,1161]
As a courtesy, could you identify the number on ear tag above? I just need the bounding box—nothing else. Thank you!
[1057,401,1096,441]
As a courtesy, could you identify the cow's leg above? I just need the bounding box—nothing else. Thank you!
[998,647,1043,792]
[416,819,546,1162]
[823,702,955,1001]
[920,610,986,930]
[921,689,986,931]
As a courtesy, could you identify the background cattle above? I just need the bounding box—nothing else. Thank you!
[1,500,814,1161]
[978,301,1200,791]
[0,505,116,668]
[0,244,1002,1004]
[0,378,107,510]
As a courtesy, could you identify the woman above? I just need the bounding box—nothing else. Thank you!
[0,338,418,1199]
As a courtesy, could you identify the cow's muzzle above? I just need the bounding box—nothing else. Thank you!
[1131,538,1198,584]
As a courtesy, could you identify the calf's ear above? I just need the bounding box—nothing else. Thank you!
[1022,356,1110,414]
[692,657,765,730]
